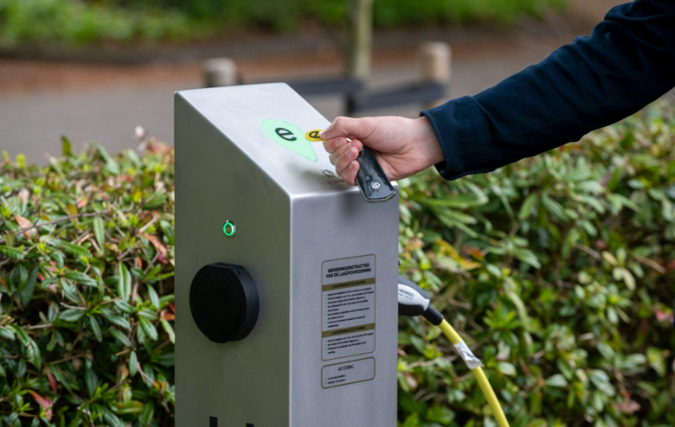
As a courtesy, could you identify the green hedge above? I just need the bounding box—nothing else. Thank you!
[0,138,175,426]
[1,103,674,426]
[0,0,568,45]
[0,0,198,45]
[396,103,675,427]
[140,0,568,29]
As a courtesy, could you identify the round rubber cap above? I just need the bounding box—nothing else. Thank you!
[189,263,259,343]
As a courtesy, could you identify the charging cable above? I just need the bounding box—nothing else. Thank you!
[398,275,510,427]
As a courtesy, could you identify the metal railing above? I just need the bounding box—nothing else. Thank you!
[203,42,452,116]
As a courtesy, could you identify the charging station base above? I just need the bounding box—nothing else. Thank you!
[175,84,399,427]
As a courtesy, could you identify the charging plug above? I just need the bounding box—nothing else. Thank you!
[397,275,444,325]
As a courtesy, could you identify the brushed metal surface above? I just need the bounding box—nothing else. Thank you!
[175,84,398,427]
[290,191,398,427]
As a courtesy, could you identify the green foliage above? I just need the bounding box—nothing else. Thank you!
[0,138,175,425]
[1,103,674,426]
[142,0,568,29]
[0,0,200,46]
[0,0,568,45]
[373,0,567,28]
[396,102,675,426]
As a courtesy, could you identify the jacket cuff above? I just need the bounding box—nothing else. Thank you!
[421,96,492,180]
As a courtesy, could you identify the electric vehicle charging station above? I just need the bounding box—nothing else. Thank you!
[174,84,400,427]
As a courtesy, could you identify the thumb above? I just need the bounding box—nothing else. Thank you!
[320,116,370,140]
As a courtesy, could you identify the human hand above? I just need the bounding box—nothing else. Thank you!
[320,116,443,185]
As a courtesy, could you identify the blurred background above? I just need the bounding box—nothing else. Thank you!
[2,3,675,426]
[0,0,630,162]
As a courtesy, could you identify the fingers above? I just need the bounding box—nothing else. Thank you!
[320,116,370,140]
[341,161,360,186]
[329,142,349,165]
[335,145,359,174]
[344,140,363,185]
[323,136,349,155]
[329,139,362,161]
[350,139,363,152]
[327,139,363,186]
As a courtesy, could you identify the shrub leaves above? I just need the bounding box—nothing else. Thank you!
[2,104,673,426]
[117,262,132,301]
[0,138,175,425]
[397,103,675,426]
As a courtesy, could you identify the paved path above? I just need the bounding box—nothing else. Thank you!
[0,37,565,163]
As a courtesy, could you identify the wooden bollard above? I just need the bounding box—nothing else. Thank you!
[203,58,238,88]
[420,42,452,109]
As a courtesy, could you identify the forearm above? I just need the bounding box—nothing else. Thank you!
[423,0,675,180]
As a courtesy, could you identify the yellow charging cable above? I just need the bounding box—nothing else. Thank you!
[438,319,510,427]
[398,275,510,427]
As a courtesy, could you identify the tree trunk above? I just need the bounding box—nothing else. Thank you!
[346,0,373,82]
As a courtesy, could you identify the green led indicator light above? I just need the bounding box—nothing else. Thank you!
[223,221,236,237]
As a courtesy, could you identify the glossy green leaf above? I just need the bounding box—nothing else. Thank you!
[117,262,132,301]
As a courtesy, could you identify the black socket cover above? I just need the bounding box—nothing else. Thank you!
[189,263,259,343]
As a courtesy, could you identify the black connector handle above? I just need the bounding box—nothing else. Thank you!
[397,275,444,325]
[355,147,397,202]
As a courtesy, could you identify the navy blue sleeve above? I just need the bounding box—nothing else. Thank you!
[421,0,675,180]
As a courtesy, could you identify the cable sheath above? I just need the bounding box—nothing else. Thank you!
[438,319,510,427]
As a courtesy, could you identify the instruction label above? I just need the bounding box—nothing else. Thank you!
[322,255,376,360]
[321,358,375,389]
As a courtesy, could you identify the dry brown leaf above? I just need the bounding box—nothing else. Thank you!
[142,233,168,257]
[14,214,37,239]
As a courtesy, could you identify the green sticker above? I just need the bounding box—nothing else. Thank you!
[261,119,317,162]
